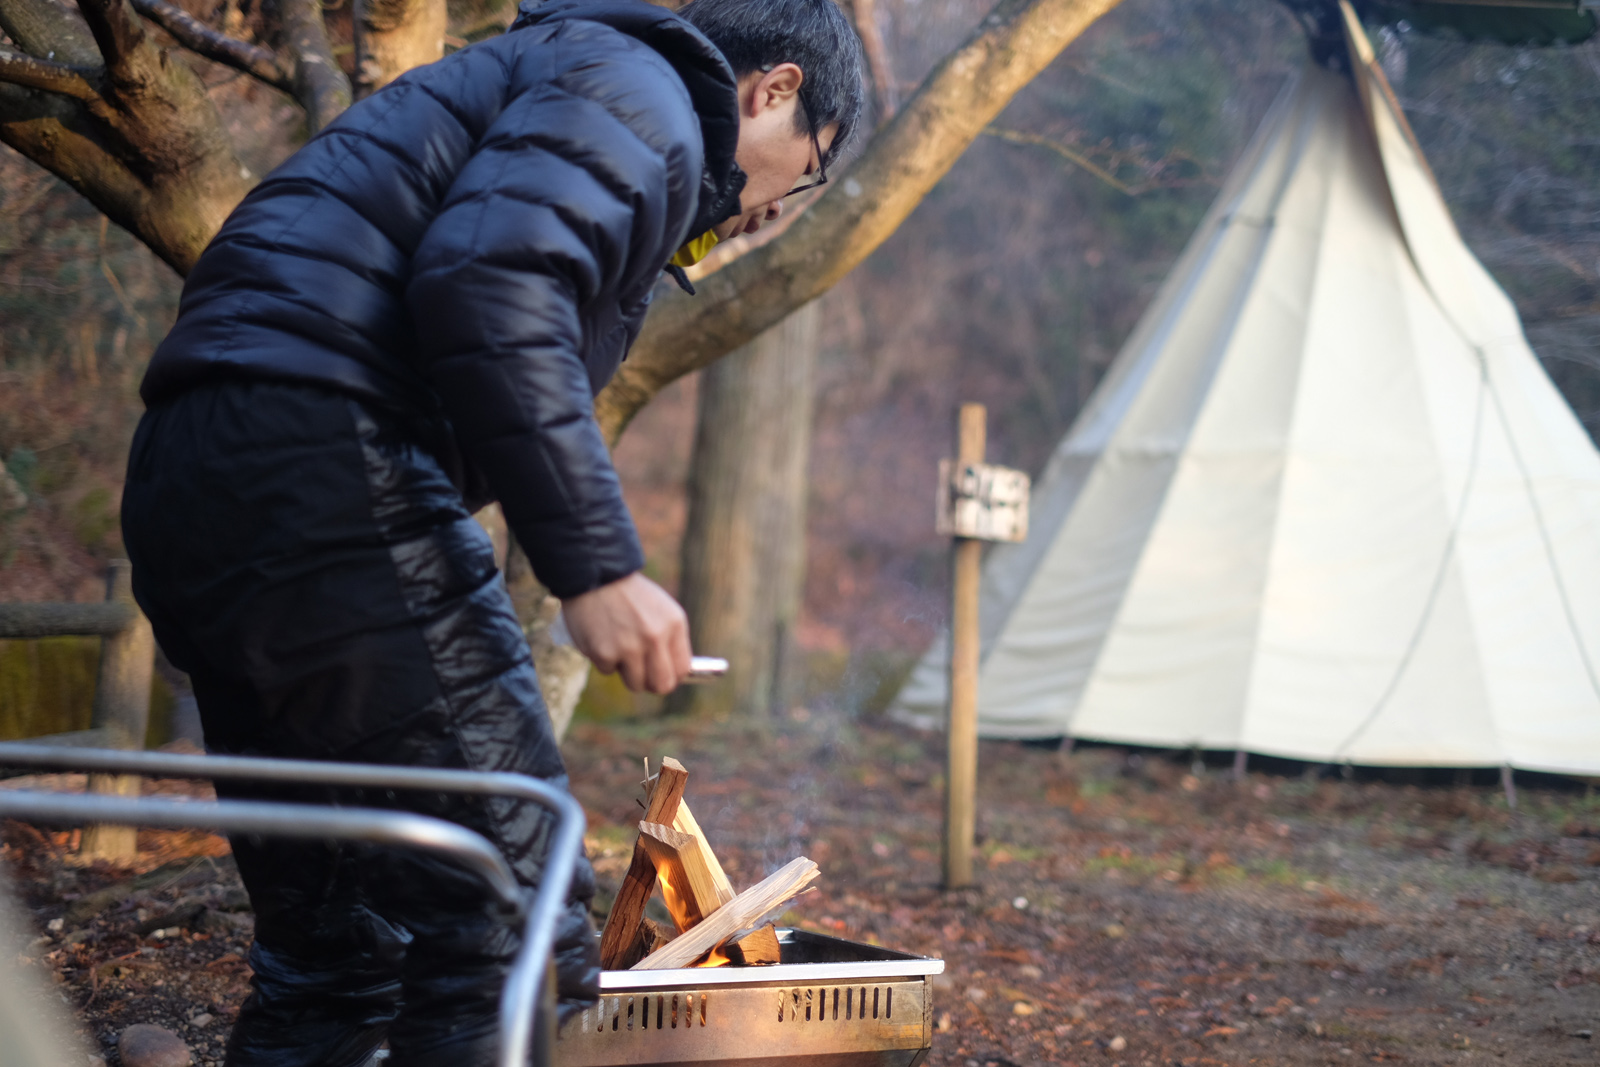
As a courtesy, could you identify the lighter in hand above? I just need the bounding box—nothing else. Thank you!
[687,655,728,682]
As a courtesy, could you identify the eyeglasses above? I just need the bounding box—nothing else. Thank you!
[784,91,828,198]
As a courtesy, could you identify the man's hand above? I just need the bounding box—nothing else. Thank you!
[561,573,692,694]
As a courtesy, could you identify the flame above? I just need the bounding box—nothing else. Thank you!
[656,868,698,931]
[654,868,732,966]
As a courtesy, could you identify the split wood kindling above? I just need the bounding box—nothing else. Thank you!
[638,821,726,926]
[731,922,782,965]
[596,755,816,971]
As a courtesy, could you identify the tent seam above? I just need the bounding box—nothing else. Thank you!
[1331,365,1489,762]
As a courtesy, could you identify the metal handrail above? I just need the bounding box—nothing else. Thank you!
[0,793,520,906]
[0,743,587,1067]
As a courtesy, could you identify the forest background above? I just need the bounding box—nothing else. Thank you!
[2,0,1598,726]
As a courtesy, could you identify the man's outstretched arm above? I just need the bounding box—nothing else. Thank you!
[408,40,701,690]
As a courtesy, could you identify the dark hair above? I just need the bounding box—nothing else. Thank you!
[678,0,866,165]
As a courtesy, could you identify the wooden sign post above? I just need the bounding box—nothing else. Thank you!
[945,405,985,889]
[937,404,1029,890]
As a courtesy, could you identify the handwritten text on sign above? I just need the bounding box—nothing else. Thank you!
[936,460,1030,543]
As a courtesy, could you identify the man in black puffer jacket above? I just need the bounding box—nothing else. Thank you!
[120,0,863,1063]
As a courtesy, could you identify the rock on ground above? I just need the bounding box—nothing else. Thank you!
[118,1024,193,1067]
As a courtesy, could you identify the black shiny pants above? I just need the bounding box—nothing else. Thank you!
[122,381,599,1067]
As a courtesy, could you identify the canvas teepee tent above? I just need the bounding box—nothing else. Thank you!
[891,3,1600,777]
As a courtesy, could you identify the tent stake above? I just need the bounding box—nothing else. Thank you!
[1500,764,1517,810]
[1232,750,1247,781]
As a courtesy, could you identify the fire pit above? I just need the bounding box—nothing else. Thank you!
[556,928,942,1067]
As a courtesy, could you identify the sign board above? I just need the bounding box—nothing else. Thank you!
[936,460,1030,543]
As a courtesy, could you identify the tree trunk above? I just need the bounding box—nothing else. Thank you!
[476,504,591,741]
[505,543,591,742]
[354,0,445,97]
[0,0,352,275]
[0,0,256,275]
[665,302,819,719]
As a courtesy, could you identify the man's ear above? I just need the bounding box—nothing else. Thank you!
[748,62,804,118]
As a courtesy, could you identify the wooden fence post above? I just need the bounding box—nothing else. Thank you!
[79,560,152,860]
[943,404,985,890]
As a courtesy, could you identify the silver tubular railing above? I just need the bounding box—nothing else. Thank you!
[0,792,519,904]
[0,743,587,1067]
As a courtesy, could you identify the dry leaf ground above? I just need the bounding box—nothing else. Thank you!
[5,712,1599,1067]
[569,712,1600,1067]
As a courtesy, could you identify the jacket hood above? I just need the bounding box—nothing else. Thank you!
[512,0,746,238]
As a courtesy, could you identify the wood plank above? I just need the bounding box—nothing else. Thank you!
[599,757,689,969]
[638,821,724,930]
[632,857,819,970]
[671,800,736,905]
[733,922,781,965]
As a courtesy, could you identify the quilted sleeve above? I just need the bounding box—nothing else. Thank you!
[407,30,702,598]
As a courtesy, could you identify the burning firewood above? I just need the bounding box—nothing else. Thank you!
[632,857,819,970]
[598,757,688,969]
[670,799,736,904]
[601,756,819,971]
[641,917,676,954]
[731,923,782,965]
[638,820,730,927]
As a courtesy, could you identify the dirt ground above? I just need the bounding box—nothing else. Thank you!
[5,712,1600,1066]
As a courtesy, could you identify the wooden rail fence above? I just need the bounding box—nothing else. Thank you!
[0,559,154,859]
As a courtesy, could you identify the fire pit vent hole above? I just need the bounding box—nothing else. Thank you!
[589,992,710,1036]
[776,986,893,1024]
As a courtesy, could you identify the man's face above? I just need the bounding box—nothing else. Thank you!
[713,63,839,241]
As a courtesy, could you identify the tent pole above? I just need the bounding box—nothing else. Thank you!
[1232,749,1247,781]
[1500,764,1518,811]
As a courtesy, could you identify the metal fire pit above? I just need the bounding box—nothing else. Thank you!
[557,929,943,1067]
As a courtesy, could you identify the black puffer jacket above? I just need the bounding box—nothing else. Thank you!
[142,0,744,598]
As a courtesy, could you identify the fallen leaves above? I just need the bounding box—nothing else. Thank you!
[1308,917,1366,938]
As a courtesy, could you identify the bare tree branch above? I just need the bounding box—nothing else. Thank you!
[74,0,150,84]
[853,0,898,120]
[0,0,103,66]
[273,0,350,132]
[0,46,101,100]
[594,0,1126,443]
[129,0,291,91]
[1,0,253,274]
[984,126,1138,194]
[0,84,152,231]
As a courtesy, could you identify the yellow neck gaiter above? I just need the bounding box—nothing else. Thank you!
[669,230,721,269]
